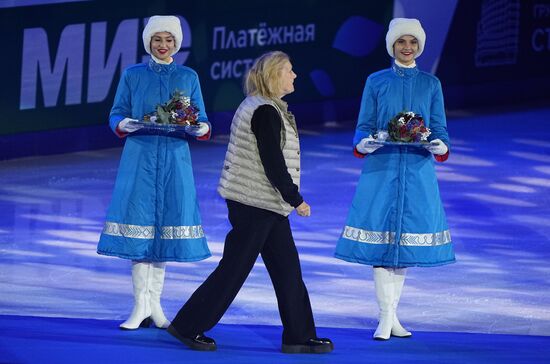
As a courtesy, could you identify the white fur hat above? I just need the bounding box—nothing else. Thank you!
[385,18,426,58]
[142,15,182,56]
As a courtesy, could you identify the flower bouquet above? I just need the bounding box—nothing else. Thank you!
[143,89,199,126]
[368,111,431,146]
[130,90,200,136]
[388,111,430,143]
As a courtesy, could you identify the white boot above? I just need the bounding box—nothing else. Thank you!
[120,261,152,330]
[391,268,412,338]
[373,267,395,340]
[148,262,170,329]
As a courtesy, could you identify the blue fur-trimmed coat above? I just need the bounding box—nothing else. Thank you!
[334,63,455,267]
[97,59,211,262]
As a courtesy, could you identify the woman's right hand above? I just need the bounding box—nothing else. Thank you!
[118,118,142,133]
[356,135,383,154]
[296,201,311,217]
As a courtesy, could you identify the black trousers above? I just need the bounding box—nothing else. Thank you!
[171,199,316,344]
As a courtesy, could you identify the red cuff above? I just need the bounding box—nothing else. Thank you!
[196,128,211,141]
[434,150,449,162]
[115,126,128,139]
[353,147,366,158]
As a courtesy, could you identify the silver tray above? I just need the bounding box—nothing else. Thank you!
[366,140,429,147]
[129,120,188,132]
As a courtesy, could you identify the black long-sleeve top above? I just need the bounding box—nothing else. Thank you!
[250,104,303,208]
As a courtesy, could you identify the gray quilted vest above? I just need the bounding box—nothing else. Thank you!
[218,95,301,216]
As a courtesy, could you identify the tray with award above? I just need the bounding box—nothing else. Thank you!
[128,89,200,136]
[368,112,432,147]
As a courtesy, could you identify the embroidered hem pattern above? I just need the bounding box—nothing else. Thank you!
[342,226,451,246]
[103,222,205,240]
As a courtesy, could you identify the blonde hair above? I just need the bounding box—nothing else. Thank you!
[244,51,290,98]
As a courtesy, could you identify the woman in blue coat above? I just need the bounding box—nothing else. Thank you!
[334,18,455,340]
[97,15,211,330]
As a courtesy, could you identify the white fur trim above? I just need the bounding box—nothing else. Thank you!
[394,60,416,68]
[385,18,425,59]
[142,15,182,56]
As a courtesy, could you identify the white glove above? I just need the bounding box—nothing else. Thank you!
[356,135,383,154]
[375,130,389,141]
[118,118,142,133]
[424,138,448,155]
[185,122,209,137]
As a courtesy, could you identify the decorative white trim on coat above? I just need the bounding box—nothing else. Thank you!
[103,222,204,240]
[103,222,155,239]
[161,225,205,239]
[342,226,451,246]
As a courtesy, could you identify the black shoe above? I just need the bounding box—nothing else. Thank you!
[167,325,217,351]
[282,337,334,354]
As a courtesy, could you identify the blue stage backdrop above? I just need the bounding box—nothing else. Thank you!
[435,0,550,109]
[1,0,549,159]
[0,0,391,139]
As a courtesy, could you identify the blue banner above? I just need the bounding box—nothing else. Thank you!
[0,0,393,136]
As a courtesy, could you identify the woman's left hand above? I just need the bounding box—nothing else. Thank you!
[185,122,210,137]
[424,138,448,155]
[296,201,311,217]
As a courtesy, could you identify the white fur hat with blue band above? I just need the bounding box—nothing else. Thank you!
[385,18,426,58]
[142,15,182,56]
